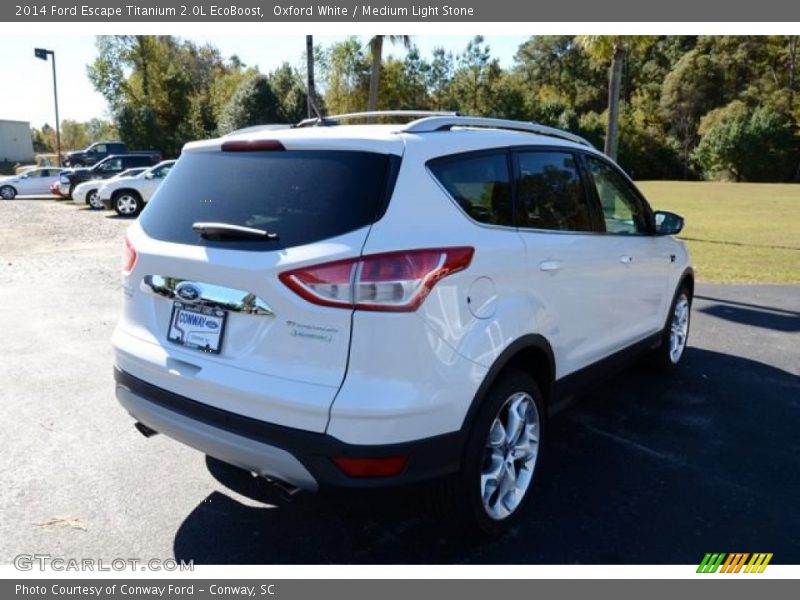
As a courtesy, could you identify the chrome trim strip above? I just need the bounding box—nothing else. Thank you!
[141,275,275,317]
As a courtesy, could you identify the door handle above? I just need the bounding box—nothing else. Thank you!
[539,260,563,272]
[620,255,634,264]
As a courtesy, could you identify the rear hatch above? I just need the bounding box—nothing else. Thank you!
[118,135,402,432]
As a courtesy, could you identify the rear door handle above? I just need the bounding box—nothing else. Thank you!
[620,255,634,264]
[539,260,563,272]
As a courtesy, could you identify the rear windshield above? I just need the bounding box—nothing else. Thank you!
[139,150,397,251]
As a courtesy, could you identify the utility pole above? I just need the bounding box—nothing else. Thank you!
[306,35,315,119]
[34,48,61,166]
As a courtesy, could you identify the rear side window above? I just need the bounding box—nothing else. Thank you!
[515,151,594,232]
[139,150,397,251]
[428,153,513,226]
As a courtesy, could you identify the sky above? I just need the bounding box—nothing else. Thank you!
[2,35,529,128]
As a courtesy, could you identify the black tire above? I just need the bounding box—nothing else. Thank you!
[68,183,76,199]
[428,369,545,537]
[0,185,17,200]
[652,283,693,372]
[113,190,143,217]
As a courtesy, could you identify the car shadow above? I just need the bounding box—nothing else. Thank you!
[695,295,800,333]
[172,347,800,564]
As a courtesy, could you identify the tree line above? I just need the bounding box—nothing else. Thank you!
[36,35,800,182]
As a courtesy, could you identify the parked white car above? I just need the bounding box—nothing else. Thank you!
[99,160,176,216]
[0,167,62,199]
[73,167,150,209]
[113,113,693,536]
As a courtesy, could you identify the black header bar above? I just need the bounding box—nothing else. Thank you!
[4,0,800,22]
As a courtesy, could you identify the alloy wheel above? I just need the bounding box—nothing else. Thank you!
[480,391,540,520]
[669,294,690,364]
[116,194,138,215]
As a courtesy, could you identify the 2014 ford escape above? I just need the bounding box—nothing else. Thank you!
[113,112,693,535]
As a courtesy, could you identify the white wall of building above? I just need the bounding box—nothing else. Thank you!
[0,120,34,163]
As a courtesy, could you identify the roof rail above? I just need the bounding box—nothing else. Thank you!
[402,116,594,148]
[296,110,459,128]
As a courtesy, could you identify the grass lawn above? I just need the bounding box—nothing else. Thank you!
[636,181,800,284]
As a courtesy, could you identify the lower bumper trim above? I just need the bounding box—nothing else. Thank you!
[117,385,319,491]
[114,368,464,489]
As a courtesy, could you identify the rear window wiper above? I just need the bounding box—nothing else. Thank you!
[192,222,279,241]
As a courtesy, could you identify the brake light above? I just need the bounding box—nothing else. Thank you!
[221,140,285,152]
[279,247,474,312]
[122,236,137,274]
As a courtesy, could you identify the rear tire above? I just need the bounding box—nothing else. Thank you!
[428,369,545,537]
[652,284,692,372]
[113,191,142,217]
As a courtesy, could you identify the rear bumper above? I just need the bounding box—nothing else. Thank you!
[114,368,463,490]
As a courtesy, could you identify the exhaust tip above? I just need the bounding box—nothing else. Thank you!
[134,421,159,438]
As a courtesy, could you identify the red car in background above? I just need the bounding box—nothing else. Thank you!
[50,181,67,198]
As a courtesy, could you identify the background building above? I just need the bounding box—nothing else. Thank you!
[0,119,34,164]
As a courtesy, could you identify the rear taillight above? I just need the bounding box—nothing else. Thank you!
[122,236,137,274]
[279,247,474,312]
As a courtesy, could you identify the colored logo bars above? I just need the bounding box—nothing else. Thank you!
[697,553,773,573]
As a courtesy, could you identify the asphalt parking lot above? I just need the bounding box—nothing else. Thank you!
[1,198,798,565]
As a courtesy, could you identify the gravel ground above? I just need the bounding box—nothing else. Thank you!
[0,197,798,565]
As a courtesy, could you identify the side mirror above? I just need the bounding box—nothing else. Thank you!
[145,172,155,180]
[653,210,684,236]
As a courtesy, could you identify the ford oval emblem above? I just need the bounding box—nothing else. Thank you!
[205,321,219,330]
[175,282,201,303]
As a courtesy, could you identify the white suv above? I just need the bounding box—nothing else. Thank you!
[113,113,692,535]
[99,160,176,216]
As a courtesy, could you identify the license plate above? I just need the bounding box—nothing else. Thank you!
[168,302,227,354]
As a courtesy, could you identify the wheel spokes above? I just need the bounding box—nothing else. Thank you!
[480,391,541,521]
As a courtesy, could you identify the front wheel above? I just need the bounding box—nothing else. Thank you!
[429,369,544,536]
[113,191,142,217]
[87,190,103,210]
[0,186,16,200]
[653,284,692,371]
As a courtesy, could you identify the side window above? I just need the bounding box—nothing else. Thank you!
[153,164,173,178]
[100,158,121,172]
[515,151,594,232]
[585,156,649,234]
[429,152,513,226]
[93,144,106,154]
